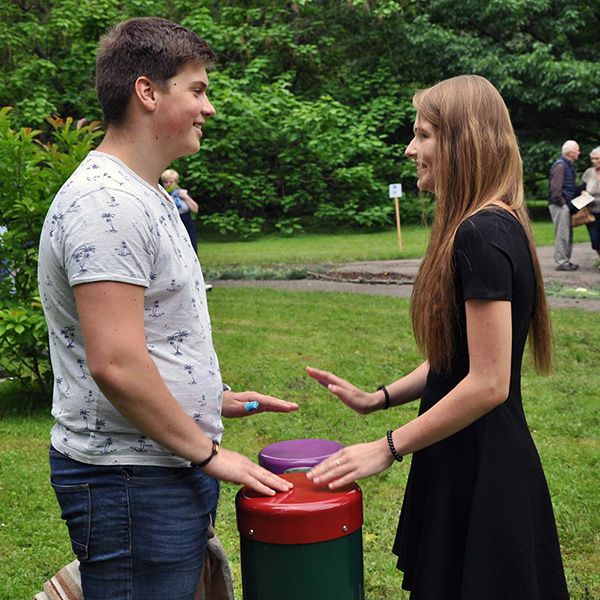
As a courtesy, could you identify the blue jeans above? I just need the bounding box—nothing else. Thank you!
[49,446,219,600]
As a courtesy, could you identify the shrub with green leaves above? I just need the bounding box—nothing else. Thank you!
[0,108,102,403]
[180,72,412,234]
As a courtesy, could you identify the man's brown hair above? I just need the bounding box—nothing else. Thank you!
[96,17,216,127]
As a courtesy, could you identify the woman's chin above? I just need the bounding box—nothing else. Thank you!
[417,180,433,193]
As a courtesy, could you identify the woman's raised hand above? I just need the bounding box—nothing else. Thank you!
[305,366,383,414]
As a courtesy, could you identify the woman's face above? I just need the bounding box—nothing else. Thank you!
[405,114,437,193]
[591,152,600,169]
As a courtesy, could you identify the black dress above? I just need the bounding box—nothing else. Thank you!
[393,209,569,599]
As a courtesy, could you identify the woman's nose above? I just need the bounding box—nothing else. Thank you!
[405,138,416,158]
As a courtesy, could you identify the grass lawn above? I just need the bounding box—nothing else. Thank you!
[1,288,598,599]
[197,220,592,267]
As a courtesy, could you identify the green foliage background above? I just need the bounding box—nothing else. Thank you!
[1,0,599,234]
[1,0,599,396]
[0,109,103,399]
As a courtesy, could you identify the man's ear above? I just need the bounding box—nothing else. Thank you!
[133,76,158,112]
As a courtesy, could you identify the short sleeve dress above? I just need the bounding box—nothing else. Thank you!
[392,209,569,599]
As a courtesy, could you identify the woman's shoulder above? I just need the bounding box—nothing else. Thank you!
[456,208,523,251]
[458,207,519,234]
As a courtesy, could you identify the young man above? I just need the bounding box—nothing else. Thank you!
[38,18,297,599]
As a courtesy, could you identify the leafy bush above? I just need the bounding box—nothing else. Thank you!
[0,108,102,402]
[199,210,267,239]
[178,72,410,233]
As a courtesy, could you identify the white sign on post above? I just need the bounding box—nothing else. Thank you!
[389,183,403,252]
[388,183,403,198]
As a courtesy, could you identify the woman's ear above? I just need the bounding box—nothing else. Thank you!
[133,76,157,112]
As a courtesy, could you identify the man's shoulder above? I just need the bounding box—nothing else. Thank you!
[63,152,142,193]
[53,152,158,214]
[549,159,566,175]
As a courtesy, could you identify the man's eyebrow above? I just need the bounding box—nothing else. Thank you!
[191,81,208,90]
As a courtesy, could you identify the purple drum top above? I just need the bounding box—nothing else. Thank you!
[259,438,343,474]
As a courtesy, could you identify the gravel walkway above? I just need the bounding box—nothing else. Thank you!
[215,243,600,312]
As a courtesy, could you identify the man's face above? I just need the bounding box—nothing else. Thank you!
[565,143,580,162]
[154,62,216,160]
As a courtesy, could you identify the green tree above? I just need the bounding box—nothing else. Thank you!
[0,0,166,125]
[2,0,598,223]
[394,0,600,191]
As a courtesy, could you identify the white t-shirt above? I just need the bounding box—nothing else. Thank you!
[38,151,224,466]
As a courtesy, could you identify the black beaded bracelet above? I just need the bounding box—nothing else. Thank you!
[377,385,391,410]
[386,430,403,462]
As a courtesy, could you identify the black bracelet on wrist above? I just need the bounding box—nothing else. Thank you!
[191,440,220,468]
[377,385,391,410]
[386,430,403,462]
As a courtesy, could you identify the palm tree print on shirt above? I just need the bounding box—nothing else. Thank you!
[146,301,164,318]
[60,325,76,348]
[56,376,71,396]
[102,212,118,232]
[167,330,189,355]
[190,298,200,318]
[184,364,197,384]
[194,394,208,422]
[66,199,81,213]
[80,409,90,430]
[167,279,182,293]
[49,212,64,238]
[131,436,153,453]
[208,354,219,375]
[100,437,117,454]
[73,244,96,273]
[77,357,87,379]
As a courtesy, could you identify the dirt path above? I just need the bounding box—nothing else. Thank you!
[216,243,600,312]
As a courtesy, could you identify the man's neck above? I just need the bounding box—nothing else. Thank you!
[96,126,172,189]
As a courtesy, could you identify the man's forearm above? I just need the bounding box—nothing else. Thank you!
[90,352,213,464]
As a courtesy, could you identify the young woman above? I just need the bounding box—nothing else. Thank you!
[307,75,569,599]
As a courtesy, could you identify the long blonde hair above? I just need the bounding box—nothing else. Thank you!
[410,75,552,374]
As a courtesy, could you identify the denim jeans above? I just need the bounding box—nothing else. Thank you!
[49,446,219,600]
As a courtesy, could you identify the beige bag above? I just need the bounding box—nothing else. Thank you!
[36,527,235,600]
[571,205,595,227]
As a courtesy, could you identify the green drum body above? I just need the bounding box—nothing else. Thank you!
[236,472,365,600]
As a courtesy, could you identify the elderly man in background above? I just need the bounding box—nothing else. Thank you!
[548,140,580,271]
